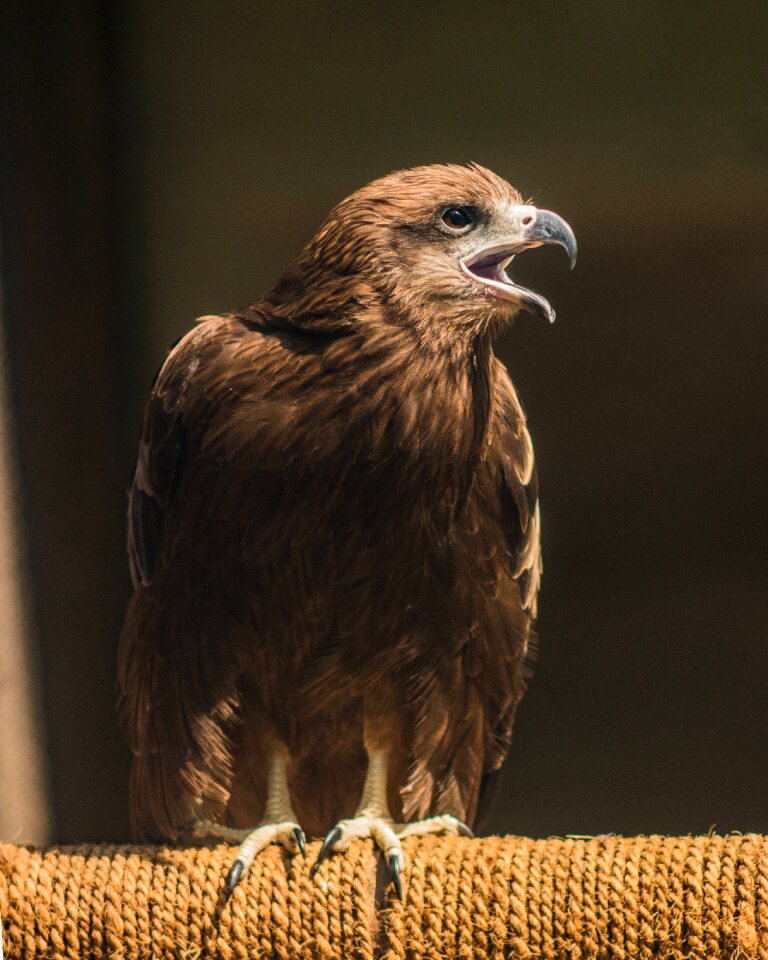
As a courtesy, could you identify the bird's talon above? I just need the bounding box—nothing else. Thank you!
[226,858,244,893]
[293,827,307,858]
[441,814,474,838]
[388,853,403,901]
[316,825,343,866]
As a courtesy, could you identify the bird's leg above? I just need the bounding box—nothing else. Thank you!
[316,750,404,895]
[315,749,472,900]
[226,745,306,890]
[188,744,305,892]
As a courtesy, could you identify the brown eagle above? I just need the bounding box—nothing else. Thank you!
[118,163,576,894]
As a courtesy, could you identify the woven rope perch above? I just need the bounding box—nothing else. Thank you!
[2,834,768,959]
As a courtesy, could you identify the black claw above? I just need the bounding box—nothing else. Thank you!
[293,827,307,858]
[226,858,244,893]
[388,854,403,901]
[315,826,342,866]
[457,821,474,839]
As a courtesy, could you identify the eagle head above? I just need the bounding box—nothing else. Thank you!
[303,162,576,333]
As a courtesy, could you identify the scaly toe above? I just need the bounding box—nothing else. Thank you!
[185,820,252,845]
[395,813,473,840]
[226,819,305,891]
[315,815,404,898]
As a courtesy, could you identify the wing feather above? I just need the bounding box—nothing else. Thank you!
[127,342,201,586]
[119,318,249,838]
[494,360,542,616]
[472,360,542,827]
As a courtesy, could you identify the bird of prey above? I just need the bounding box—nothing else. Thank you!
[118,163,576,895]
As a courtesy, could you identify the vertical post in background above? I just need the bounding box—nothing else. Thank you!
[0,271,50,844]
[0,0,134,840]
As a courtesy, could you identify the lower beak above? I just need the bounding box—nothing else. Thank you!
[460,205,577,323]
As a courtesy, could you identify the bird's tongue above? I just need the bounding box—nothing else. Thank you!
[468,250,512,281]
[462,245,557,322]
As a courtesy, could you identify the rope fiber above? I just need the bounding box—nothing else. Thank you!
[2,833,768,958]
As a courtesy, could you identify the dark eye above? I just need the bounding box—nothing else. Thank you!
[440,206,474,231]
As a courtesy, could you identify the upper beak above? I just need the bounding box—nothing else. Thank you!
[523,208,578,269]
[460,204,577,323]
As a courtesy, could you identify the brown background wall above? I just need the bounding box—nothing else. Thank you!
[1,0,767,843]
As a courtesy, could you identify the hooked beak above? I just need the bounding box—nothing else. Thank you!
[460,205,577,323]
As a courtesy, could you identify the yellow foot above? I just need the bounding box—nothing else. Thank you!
[188,819,306,892]
[228,820,306,891]
[315,813,471,899]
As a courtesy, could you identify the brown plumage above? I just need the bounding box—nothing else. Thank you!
[117,163,575,855]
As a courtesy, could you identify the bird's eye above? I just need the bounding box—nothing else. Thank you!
[440,207,474,231]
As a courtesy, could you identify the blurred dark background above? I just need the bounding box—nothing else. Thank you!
[1,0,767,844]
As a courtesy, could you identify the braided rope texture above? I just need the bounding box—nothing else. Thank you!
[2,834,768,959]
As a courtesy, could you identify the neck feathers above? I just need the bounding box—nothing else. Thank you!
[256,270,498,503]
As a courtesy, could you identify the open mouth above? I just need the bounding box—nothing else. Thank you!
[460,243,558,324]
[459,208,576,323]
